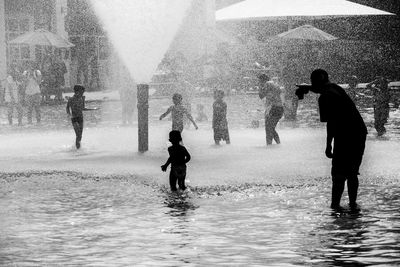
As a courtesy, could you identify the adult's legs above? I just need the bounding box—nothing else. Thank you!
[347,175,359,207]
[7,103,13,125]
[16,103,23,125]
[26,95,33,124]
[265,115,274,145]
[374,105,387,136]
[331,174,346,209]
[33,94,41,123]
[267,106,284,144]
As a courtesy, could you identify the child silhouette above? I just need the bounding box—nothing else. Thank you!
[159,93,198,132]
[161,130,191,191]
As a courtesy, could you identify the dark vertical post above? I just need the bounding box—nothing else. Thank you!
[137,84,149,152]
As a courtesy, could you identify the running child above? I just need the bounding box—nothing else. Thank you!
[161,130,191,191]
[213,90,230,145]
[159,93,198,132]
[66,85,97,149]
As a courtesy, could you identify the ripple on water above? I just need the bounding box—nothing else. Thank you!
[0,172,399,266]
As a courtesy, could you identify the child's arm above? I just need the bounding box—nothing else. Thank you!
[82,96,99,111]
[161,158,171,172]
[184,148,191,163]
[159,107,172,120]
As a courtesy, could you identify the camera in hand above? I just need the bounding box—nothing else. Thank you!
[295,84,312,100]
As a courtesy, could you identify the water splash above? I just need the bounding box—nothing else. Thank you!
[89,0,193,84]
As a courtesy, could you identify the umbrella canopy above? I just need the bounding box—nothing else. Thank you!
[8,29,74,48]
[216,0,394,21]
[277,24,338,41]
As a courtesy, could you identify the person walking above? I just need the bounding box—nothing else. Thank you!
[296,69,367,211]
[258,74,284,146]
[161,130,191,191]
[23,65,42,124]
[66,85,98,149]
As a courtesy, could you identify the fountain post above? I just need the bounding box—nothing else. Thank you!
[137,84,149,152]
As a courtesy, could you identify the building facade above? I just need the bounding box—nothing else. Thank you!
[1,0,216,92]
[0,0,68,86]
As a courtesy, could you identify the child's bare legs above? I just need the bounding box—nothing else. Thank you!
[170,165,187,191]
[72,118,84,149]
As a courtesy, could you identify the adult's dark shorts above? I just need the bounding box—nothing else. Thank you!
[331,134,366,176]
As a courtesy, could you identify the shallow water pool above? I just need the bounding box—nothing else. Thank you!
[1,172,399,266]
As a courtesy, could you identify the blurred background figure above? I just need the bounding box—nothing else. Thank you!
[195,104,208,122]
[281,65,300,121]
[213,89,230,145]
[40,52,53,103]
[367,75,390,137]
[347,75,359,105]
[119,80,136,125]
[5,64,23,125]
[23,63,42,124]
[52,51,67,102]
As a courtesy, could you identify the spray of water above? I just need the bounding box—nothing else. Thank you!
[89,0,193,84]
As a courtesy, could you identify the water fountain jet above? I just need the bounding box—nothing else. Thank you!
[89,0,194,151]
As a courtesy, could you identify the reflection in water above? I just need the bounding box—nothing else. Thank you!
[164,190,199,218]
[307,184,400,266]
[0,173,399,266]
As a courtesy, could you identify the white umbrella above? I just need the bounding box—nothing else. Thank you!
[8,29,74,48]
[216,0,394,21]
[277,24,338,41]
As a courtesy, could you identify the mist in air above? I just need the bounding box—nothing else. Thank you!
[89,0,192,84]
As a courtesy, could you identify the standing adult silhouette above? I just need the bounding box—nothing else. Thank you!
[296,69,367,210]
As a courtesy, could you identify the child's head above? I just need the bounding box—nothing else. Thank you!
[169,130,182,144]
[172,93,182,105]
[214,89,224,100]
[74,85,85,95]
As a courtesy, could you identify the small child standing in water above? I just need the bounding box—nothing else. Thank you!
[66,85,97,149]
[213,90,230,145]
[161,130,191,191]
[159,93,198,132]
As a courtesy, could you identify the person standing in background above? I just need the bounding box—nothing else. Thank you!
[212,89,230,145]
[258,74,285,146]
[367,76,390,137]
[5,69,23,125]
[347,75,359,105]
[23,64,42,124]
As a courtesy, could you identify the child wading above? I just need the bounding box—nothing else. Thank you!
[213,90,230,145]
[161,131,191,191]
[159,93,198,132]
[66,85,97,149]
